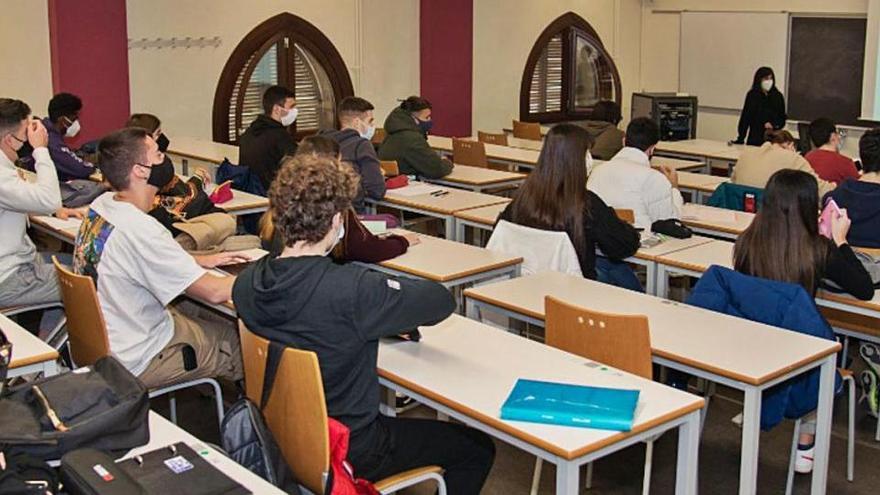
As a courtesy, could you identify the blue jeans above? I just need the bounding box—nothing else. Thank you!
[595,257,643,292]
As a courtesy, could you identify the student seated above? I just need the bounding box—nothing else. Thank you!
[804,118,858,185]
[582,100,625,160]
[824,128,880,248]
[732,130,835,197]
[41,93,96,181]
[238,85,299,191]
[498,124,640,287]
[0,98,71,316]
[587,117,682,230]
[734,169,872,473]
[321,96,386,213]
[378,96,453,179]
[260,135,417,261]
[233,153,494,493]
[126,113,223,233]
[73,127,245,389]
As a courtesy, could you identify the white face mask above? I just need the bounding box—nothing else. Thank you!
[586,150,595,176]
[65,119,81,138]
[280,107,298,127]
[360,124,376,141]
[324,223,345,256]
[761,79,774,92]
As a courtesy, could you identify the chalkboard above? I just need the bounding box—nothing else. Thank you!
[788,17,867,126]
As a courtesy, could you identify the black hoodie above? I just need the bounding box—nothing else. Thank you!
[238,115,298,190]
[232,255,455,460]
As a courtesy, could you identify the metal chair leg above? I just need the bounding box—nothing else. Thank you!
[169,394,178,425]
[529,458,542,495]
[642,440,654,495]
[785,418,802,495]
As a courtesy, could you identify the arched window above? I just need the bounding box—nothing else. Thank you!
[213,13,354,143]
[520,13,622,124]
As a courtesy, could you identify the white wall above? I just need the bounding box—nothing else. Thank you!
[0,0,53,113]
[126,0,419,141]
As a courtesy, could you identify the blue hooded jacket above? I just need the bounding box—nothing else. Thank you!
[686,265,841,430]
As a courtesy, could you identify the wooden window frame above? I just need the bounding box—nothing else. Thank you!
[212,13,354,143]
[519,12,622,124]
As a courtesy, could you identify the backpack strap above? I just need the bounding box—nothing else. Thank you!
[259,340,285,409]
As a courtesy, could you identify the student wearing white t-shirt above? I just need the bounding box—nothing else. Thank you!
[73,127,246,388]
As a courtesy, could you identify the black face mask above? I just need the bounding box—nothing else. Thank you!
[156,133,170,153]
[16,141,34,160]
[146,156,176,188]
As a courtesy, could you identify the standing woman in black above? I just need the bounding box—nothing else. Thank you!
[735,67,787,146]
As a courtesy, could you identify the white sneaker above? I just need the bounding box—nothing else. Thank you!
[730,412,743,427]
[795,447,814,474]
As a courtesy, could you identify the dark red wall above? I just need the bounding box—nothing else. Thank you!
[419,0,473,137]
[48,0,130,147]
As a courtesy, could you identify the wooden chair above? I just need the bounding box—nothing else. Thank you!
[52,257,225,426]
[477,131,508,147]
[239,323,447,494]
[531,296,654,495]
[371,127,387,146]
[452,138,489,168]
[614,208,635,225]
[512,120,543,141]
[379,160,399,177]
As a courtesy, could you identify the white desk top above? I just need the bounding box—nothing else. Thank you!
[503,136,543,151]
[464,271,840,386]
[380,182,510,215]
[379,230,522,282]
[634,235,716,262]
[453,202,508,226]
[428,135,541,166]
[437,164,526,186]
[167,136,240,165]
[680,203,754,237]
[651,156,706,172]
[214,189,269,213]
[123,411,285,494]
[655,139,746,162]
[378,314,704,460]
[654,239,734,272]
[677,172,730,193]
[0,313,59,371]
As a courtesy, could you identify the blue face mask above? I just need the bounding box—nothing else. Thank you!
[417,119,433,134]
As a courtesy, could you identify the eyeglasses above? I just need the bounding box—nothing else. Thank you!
[8,133,26,144]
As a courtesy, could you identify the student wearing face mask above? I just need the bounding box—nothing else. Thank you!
[378,96,453,179]
[320,97,386,213]
[734,67,787,146]
[41,93,97,181]
[126,113,223,233]
[732,130,835,197]
[238,85,299,191]
[804,117,858,185]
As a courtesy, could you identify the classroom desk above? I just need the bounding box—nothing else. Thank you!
[676,172,729,203]
[463,272,841,495]
[629,235,716,295]
[29,215,80,244]
[0,313,59,378]
[122,411,286,494]
[167,136,239,176]
[366,182,510,239]
[680,203,754,240]
[503,136,543,151]
[502,125,552,137]
[427,135,542,170]
[452,202,509,242]
[214,189,269,216]
[655,139,747,173]
[358,230,522,291]
[652,156,708,173]
[377,314,704,494]
[423,164,527,192]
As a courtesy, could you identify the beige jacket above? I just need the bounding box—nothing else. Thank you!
[731,142,835,197]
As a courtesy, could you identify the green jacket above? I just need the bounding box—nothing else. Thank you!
[583,120,625,161]
[378,107,453,179]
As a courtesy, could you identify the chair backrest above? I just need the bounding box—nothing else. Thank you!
[486,220,583,277]
[239,323,330,495]
[452,138,488,168]
[545,296,653,379]
[797,121,813,154]
[371,127,387,146]
[512,120,543,141]
[379,160,399,177]
[477,131,509,147]
[52,256,110,367]
[614,208,635,225]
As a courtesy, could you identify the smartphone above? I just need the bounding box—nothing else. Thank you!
[818,198,841,239]
[743,193,756,213]
[181,345,198,371]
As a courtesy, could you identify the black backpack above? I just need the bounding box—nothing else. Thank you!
[221,340,301,494]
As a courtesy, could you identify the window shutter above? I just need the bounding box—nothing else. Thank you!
[293,44,320,132]
[529,33,563,113]
[229,44,279,142]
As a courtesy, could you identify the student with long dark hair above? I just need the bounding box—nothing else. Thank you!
[498,123,640,285]
[733,169,873,473]
[734,66,787,146]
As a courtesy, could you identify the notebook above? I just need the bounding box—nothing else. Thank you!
[500,378,640,431]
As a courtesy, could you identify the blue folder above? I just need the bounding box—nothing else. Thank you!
[500,378,640,431]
